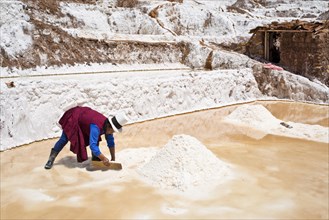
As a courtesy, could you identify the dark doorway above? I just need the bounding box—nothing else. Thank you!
[269,32,281,63]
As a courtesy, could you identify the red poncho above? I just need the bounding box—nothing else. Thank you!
[59,106,107,162]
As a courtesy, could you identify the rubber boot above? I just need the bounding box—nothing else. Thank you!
[44,148,59,169]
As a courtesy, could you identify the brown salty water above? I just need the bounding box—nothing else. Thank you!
[1,100,328,219]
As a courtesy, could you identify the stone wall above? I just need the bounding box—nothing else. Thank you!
[280,32,329,86]
[246,21,329,87]
[246,32,264,61]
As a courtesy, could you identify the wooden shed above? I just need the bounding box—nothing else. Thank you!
[246,20,329,86]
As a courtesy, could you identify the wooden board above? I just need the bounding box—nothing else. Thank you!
[90,161,123,171]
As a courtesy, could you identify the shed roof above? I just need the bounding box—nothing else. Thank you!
[250,20,329,34]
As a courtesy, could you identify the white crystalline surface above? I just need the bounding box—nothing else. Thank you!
[138,134,233,192]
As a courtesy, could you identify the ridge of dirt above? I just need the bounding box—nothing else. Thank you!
[1,0,195,70]
[23,0,97,15]
[1,0,328,89]
[2,17,185,70]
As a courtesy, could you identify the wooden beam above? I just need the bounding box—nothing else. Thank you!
[264,31,269,60]
[258,29,313,33]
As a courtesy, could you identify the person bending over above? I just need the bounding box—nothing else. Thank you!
[44,106,128,169]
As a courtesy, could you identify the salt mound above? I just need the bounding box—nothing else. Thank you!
[224,104,329,143]
[138,134,232,192]
[225,104,280,130]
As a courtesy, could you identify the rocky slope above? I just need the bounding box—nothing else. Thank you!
[1,0,328,72]
[0,0,328,150]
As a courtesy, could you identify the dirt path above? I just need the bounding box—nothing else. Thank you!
[1,101,328,219]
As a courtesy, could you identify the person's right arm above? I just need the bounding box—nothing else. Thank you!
[89,124,110,166]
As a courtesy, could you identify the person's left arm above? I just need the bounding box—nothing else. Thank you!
[106,134,115,161]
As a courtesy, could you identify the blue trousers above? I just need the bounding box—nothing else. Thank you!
[53,131,69,153]
[53,131,98,157]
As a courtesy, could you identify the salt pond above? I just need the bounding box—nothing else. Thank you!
[0,100,328,219]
